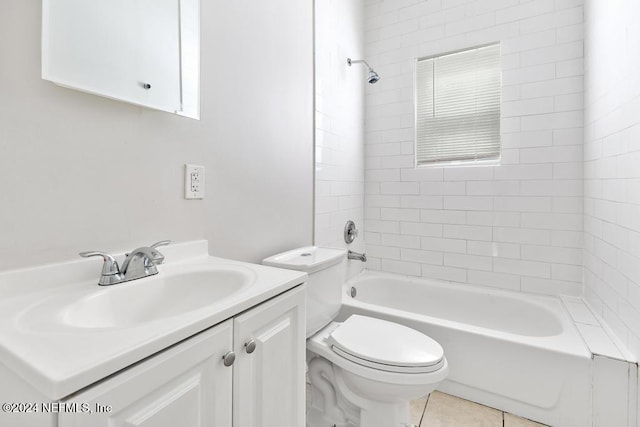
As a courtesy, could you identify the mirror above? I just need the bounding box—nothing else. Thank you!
[42,0,200,119]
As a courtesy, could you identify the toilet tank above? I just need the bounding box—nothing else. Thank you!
[263,247,346,337]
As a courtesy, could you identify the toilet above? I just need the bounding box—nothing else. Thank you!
[263,246,448,427]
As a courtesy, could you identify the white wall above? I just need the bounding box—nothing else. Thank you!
[363,0,585,295]
[584,0,640,360]
[0,0,313,270]
[315,0,367,270]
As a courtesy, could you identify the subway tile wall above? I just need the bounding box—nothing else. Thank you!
[584,0,640,360]
[315,0,367,272]
[363,0,584,295]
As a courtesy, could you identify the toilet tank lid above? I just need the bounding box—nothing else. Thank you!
[262,246,346,273]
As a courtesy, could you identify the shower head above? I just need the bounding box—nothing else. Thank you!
[347,58,380,84]
[367,69,380,84]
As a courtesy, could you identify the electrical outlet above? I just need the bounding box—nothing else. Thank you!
[185,164,205,199]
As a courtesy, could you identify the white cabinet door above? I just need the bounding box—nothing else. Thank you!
[131,0,182,111]
[59,319,233,427]
[43,0,182,113]
[232,286,306,427]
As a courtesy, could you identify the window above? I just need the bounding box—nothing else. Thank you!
[415,43,501,167]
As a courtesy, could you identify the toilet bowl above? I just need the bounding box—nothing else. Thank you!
[307,316,448,426]
[263,247,448,427]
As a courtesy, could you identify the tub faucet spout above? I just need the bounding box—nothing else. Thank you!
[348,250,367,262]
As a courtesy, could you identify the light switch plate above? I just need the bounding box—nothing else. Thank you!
[185,164,205,199]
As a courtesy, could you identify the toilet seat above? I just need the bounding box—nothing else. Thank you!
[308,317,448,388]
[327,315,445,374]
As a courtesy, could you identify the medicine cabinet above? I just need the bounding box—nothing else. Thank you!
[42,0,200,119]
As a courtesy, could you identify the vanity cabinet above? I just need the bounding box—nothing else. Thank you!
[233,285,306,426]
[58,286,305,427]
[59,320,233,427]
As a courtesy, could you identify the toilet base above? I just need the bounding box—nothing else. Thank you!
[306,356,432,427]
[306,405,353,427]
[333,365,415,427]
[307,383,416,427]
[360,402,411,427]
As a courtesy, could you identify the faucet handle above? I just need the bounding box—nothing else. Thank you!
[146,241,170,265]
[79,251,121,276]
[344,221,359,244]
[150,240,171,249]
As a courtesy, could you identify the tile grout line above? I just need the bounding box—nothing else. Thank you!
[419,392,431,427]
[416,392,550,426]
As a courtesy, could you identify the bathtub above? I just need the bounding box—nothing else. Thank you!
[337,271,592,427]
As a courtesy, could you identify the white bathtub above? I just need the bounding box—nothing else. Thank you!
[337,271,592,427]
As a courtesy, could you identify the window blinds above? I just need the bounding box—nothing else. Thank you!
[415,44,501,166]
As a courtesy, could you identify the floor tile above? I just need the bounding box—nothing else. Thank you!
[503,412,547,427]
[410,396,428,425]
[420,391,502,427]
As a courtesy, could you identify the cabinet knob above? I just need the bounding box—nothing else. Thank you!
[244,339,257,354]
[142,82,151,90]
[222,351,236,367]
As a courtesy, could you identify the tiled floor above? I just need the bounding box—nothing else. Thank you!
[411,392,548,427]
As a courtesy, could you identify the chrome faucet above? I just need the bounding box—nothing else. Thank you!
[80,240,170,286]
[347,250,367,262]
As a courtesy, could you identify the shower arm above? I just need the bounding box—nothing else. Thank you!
[347,58,373,71]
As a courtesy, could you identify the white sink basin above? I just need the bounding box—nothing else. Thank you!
[17,264,257,330]
[63,265,256,328]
